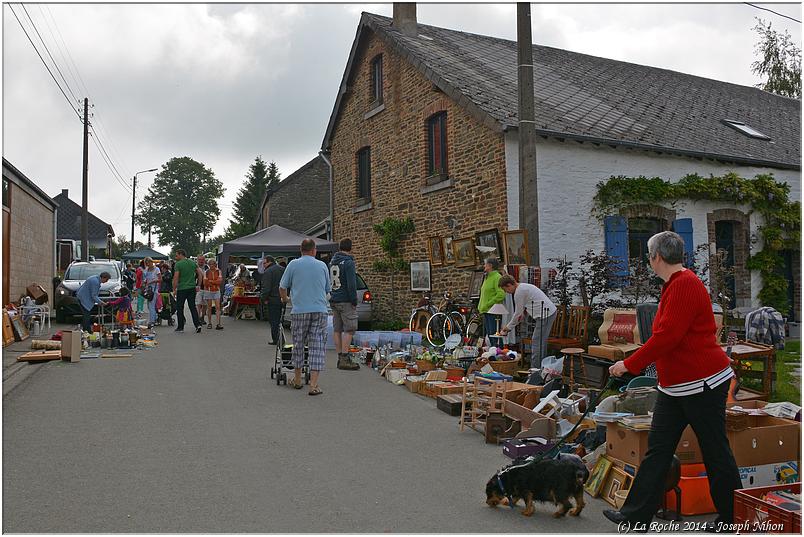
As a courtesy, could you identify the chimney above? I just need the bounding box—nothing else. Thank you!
[392,3,417,37]
[61,189,69,198]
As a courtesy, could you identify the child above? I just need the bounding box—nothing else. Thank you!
[106,287,134,327]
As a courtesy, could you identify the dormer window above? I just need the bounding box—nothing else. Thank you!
[722,119,771,140]
[371,55,383,104]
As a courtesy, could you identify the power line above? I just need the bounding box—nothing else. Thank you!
[7,3,81,120]
[20,3,80,105]
[89,128,133,194]
[744,3,802,24]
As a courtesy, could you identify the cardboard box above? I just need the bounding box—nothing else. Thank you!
[26,284,48,305]
[587,344,640,361]
[739,460,799,488]
[606,422,650,466]
[676,415,800,467]
[405,375,425,393]
[60,330,81,362]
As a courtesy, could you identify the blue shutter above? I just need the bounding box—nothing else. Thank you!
[605,216,629,286]
[672,218,694,267]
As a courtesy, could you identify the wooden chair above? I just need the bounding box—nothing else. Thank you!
[548,305,590,350]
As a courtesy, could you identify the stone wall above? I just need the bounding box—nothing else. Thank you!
[8,182,55,308]
[329,31,508,320]
[265,156,330,233]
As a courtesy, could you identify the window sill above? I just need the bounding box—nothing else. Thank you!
[420,177,453,195]
[363,103,385,120]
[352,201,373,214]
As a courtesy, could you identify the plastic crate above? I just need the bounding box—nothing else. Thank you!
[734,482,801,534]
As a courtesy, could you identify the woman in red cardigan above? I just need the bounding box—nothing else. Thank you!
[604,231,741,532]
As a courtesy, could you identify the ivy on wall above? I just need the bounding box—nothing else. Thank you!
[592,172,801,313]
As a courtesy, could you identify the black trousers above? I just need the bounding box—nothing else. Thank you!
[175,288,201,330]
[265,301,283,344]
[80,305,93,332]
[620,380,741,524]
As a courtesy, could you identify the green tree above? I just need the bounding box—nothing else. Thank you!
[225,157,281,239]
[751,18,802,98]
[136,157,225,254]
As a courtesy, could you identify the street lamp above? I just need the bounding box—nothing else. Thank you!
[131,168,158,251]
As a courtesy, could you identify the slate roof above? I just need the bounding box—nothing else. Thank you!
[52,190,115,241]
[2,158,59,209]
[323,13,801,169]
[255,155,329,226]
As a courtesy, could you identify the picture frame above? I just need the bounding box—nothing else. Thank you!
[603,467,631,507]
[410,261,432,292]
[584,455,612,497]
[474,228,501,264]
[443,236,455,265]
[467,271,485,299]
[10,314,29,342]
[502,229,529,265]
[428,236,445,267]
[453,237,476,268]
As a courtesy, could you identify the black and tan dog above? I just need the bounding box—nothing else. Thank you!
[485,454,589,518]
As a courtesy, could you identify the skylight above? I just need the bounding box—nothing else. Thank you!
[722,119,771,141]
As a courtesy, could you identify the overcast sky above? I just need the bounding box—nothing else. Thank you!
[3,2,801,251]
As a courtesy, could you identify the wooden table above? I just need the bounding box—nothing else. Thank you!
[723,341,776,397]
[232,295,261,320]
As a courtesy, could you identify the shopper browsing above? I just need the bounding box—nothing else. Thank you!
[498,275,557,368]
[203,259,224,330]
[604,231,740,532]
[258,255,285,345]
[142,257,161,328]
[171,249,204,333]
[329,238,359,371]
[75,271,111,332]
[279,238,331,396]
[478,257,506,347]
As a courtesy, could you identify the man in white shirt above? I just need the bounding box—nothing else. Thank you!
[498,275,557,368]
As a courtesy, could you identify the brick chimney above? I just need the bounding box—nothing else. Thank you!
[61,189,69,197]
[392,3,417,37]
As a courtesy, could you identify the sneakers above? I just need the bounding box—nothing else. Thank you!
[337,353,360,370]
[195,325,202,333]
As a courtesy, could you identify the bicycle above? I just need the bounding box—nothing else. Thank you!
[424,292,468,347]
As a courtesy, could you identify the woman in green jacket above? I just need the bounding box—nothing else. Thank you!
[478,257,506,346]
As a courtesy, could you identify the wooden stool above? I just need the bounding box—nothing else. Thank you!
[561,347,586,392]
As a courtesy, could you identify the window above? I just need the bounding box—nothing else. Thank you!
[2,178,9,209]
[371,55,383,104]
[357,147,371,201]
[722,119,771,140]
[427,112,448,178]
[628,217,665,265]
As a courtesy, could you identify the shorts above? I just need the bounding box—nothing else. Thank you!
[195,291,205,305]
[291,312,328,371]
[201,290,219,301]
[331,302,358,333]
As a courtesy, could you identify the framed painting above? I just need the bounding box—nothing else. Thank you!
[443,236,455,264]
[453,237,476,268]
[602,467,631,507]
[428,236,445,267]
[410,261,431,292]
[468,271,485,299]
[502,229,529,265]
[584,455,612,497]
[474,228,501,263]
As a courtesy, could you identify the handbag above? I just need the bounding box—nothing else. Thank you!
[143,288,155,301]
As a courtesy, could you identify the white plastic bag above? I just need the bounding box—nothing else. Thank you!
[540,355,564,381]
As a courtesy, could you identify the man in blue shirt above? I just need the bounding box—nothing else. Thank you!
[76,271,111,332]
[279,239,331,396]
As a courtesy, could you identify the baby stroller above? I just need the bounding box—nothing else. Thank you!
[270,325,310,386]
[156,292,175,326]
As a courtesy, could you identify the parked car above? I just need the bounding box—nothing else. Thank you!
[54,261,122,323]
[281,272,373,330]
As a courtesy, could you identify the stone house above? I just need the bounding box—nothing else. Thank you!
[321,8,801,320]
[52,189,115,257]
[2,159,58,307]
[255,155,331,238]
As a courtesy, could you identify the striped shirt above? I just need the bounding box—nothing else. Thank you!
[657,365,734,397]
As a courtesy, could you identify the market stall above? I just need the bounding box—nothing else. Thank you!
[121,247,169,261]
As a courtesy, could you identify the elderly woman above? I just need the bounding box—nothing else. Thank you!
[603,231,741,532]
[142,257,161,328]
[477,257,506,347]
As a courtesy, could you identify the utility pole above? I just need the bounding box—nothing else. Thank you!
[81,97,89,261]
[517,3,540,266]
[131,174,137,252]
[147,200,152,248]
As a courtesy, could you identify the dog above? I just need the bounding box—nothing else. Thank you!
[485,453,590,518]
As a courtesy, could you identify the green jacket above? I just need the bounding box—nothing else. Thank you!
[478,270,505,313]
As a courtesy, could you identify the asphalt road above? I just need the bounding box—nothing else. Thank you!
[4,317,640,533]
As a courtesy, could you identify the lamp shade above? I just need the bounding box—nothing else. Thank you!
[487,302,508,315]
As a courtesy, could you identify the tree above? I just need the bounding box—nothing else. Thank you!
[751,18,802,98]
[575,249,619,315]
[136,157,225,255]
[225,157,280,239]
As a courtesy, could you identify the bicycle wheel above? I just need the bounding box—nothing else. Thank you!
[426,312,449,347]
[464,312,484,346]
[446,311,464,339]
[409,308,431,335]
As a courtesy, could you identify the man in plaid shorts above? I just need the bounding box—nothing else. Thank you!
[279,238,331,396]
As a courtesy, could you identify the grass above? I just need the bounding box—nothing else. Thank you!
[769,339,801,403]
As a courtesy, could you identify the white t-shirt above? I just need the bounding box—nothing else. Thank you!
[505,283,557,331]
